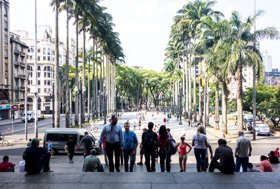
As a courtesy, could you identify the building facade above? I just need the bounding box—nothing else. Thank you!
[15,26,66,114]
[0,0,10,120]
[265,68,280,86]
[9,32,28,119]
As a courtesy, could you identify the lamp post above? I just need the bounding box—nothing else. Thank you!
[34,0,38,138]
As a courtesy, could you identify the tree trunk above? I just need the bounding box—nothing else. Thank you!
[214,82,220,130]
[54,0,60,128]
[74,15,79,126]
[193,58,197,122]
[236,58,243,131]
[81,29,86,123]
[65,6,70,128]
[222,81,228,134]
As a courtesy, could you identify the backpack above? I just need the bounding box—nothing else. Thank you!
[143,131,156,149]
[167,138,177,155]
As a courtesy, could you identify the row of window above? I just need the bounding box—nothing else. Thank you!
[27,65,54,71]
[27,55,54,62]
[28,47,54,55]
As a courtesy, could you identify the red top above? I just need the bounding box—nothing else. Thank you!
[0,162,15,172]
[274,149,279,157]
[260,160,273,172]
[179,144,187,155]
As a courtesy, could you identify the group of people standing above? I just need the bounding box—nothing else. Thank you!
[98,114,193,172]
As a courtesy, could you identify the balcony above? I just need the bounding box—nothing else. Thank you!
[14,86,20,91]
[14,74,20,79]
[14,49,20,55]
[20,51,26,57]
[14,61,20,66]
[19,74,26,80]
[21,86,25,91]
[20,62,26,68]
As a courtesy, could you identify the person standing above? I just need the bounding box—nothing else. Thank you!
[235,131,252,172]
[142,122,158,172]
[137,128,147,165]
[177,136,192,172]
[122,121,138,172]
[192,126,208,172]
[64,136,77,164]
[209,139,235,174]
[158,125,171,172]
[0,155,15,172]
[99,114,123,172]
[80,131,95,158]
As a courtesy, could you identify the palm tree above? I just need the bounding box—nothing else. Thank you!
[176,0,223,123]
[228,11,279,130]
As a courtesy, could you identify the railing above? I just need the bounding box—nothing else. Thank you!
[14,61,20,66]
[20,63,26,68]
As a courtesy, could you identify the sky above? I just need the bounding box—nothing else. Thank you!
[9,0,280,71]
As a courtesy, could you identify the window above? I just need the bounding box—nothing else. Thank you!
[44,72,46,77]
[47,56,50,61]
[38,72,40,78]
[48,73,51,78]
[38,49,41,53]
[38,56,40,61]
[47,81,50,85]
[43,56,46,61]
[43,48,46,55]
[4,7,8,17]
[38,80,41,85]
[44,80,46,85]
[38,66,41,70]
[4,21,8,32]
[47,48,51,55]
[38,88,41,93]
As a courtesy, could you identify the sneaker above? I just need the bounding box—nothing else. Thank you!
[137,162,143,165]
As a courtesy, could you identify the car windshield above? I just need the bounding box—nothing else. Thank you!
[257,125,268,129]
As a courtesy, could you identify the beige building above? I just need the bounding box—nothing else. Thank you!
[0,0,10,120]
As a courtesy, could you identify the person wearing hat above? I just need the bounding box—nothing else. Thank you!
[23,138,51,174]
[82,149,103,172]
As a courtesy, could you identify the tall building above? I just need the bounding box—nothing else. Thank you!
[262,51,272,72]
[14,26,66,114]
[9,32,28,119]
[0,0,10,120]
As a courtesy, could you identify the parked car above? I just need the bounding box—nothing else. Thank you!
[255,124,271,136]
[43,128,100,154]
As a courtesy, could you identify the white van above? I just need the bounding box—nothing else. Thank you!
[21,111,35,122]
[21,110,45,122]
[43,128,100,154]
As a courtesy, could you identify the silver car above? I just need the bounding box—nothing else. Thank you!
[255,124,271,136]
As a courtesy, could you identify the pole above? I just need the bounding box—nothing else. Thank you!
[79,80,82,128]
[70,88,72,126]
[24,75,28,140]
[34,0,38,138]
[11,111,14,135]
[252,0,257,140]
[203,75,207,130]
[52,82,54,128]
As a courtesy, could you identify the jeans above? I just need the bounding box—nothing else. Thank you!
[235,156,249,172]
[123,149,136,172]
[159,149,171,172]
[194,148,206,172]
[68,152,74,162]
[209,160,234,174]
[106,142,121,172]
[144,150,156,172]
